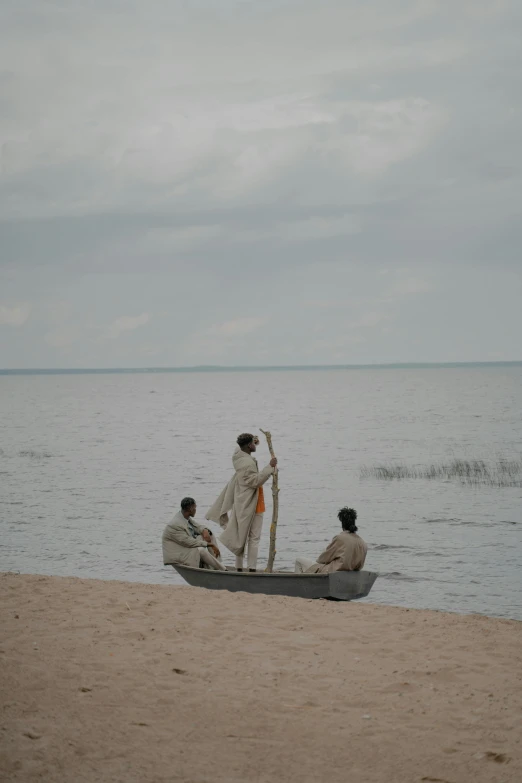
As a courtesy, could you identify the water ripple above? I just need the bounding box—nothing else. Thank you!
[1,367,521,620]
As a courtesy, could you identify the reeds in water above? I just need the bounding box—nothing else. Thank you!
[360,457,522,487]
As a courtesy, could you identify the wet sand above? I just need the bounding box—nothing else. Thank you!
[1,572,521,783]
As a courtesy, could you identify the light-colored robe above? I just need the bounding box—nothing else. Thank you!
[305,532,368,574]
[206,448,274,557]
[162,510,217,568]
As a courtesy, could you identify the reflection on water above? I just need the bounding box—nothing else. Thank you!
[1,367,521,620]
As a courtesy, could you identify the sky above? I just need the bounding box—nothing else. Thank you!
[1,0,521,369]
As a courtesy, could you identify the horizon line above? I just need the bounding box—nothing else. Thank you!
[1,360,521,376]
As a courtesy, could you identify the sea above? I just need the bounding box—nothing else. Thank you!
[1,364,521,620]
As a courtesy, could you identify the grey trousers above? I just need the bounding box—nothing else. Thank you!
[198,546,226,571]
[235,513,264,570]
[294,556,317,573]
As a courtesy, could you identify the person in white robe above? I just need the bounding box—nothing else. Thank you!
[162,497,225,570]
[295,507,367,574]
[206,433,277,572]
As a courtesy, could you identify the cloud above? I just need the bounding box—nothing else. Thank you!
[386,276,434,297]
[180,316,266,364]
[44,328,79,349]
[0,1,521,367]
[106,313,150,339]
[0,2,461,222]
[350,311,389,329]
[44,300,74,326]
[0,302,31,326]
[215,318,265,337]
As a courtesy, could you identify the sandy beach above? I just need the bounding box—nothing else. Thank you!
[1,573,521,783]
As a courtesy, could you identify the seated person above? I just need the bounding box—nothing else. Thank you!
[294,507,367,574]
[162,497,226,570]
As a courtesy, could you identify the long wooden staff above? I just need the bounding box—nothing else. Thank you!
[259,428,279,573]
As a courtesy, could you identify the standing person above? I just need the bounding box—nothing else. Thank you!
[206,433,277,572]
[294,508,367,574]
[162,497,226,571]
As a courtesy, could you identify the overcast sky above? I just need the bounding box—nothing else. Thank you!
[1,0,521,368]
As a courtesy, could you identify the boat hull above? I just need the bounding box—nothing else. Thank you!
[172,565,377,601]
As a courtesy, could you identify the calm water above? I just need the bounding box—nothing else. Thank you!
[1,367,521,620]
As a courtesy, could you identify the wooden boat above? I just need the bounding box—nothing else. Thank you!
[172,564,378,601]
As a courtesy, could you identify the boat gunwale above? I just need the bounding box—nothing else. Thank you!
[174,565,377,580]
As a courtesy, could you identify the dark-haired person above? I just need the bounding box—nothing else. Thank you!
[206,433,277,572]
[294,508,367,574]
[162,497,226,571]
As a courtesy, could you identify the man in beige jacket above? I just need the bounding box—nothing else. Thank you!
[162,497,226,570]
[295,507,367,574]
[206,433,277,572]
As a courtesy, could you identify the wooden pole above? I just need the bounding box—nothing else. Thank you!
[260,429,279,573]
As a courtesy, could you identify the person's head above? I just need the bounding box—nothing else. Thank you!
[180,496,196,518]
[237,433,256,453]
[338,507,358,533]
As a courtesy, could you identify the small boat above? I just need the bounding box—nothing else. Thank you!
[172,564,378,601]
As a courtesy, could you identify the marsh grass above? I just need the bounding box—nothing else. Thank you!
[360,457,522,487]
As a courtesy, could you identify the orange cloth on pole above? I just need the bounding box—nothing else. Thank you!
[256,485,266,514]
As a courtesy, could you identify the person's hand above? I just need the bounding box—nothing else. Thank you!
[270,457,278,468]
[210,544,221,558]
[202,529,211,543]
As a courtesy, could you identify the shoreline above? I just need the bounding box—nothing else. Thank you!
[3,568,521,623]
[1,572,521,782]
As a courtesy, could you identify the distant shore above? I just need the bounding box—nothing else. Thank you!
[1,360,521,376]
[1,572,521,783]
